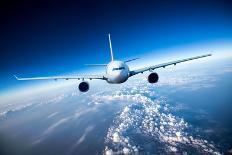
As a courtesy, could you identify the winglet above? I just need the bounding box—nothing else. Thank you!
[108,34,114,61]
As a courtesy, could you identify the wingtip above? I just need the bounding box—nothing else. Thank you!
[13,75,19,80]
[203,54,212,57]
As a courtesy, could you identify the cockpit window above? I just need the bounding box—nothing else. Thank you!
[112,67,125,71]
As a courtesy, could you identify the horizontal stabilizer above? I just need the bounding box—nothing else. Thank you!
[124,58,140,63]
[84,64,107,66]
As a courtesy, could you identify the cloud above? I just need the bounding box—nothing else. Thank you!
[68,125,95,154]
[42,117,70,136]
[0,92,68,119]
[76,125,94,145]
[97,82,221,154]
[32,117,70,145]
[73,106,98,119]
[47,112,58,119]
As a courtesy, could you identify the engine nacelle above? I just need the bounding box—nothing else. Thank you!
[78,81,89,92]
[148,72,159,83]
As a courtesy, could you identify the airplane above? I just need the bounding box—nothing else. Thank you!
[14,34,212,92]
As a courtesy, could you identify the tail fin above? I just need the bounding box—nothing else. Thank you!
[108,34,114,61]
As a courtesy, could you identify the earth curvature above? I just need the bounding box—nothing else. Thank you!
[0,58,232,155]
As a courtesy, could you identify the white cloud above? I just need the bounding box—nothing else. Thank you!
[42,117,70,136]
[112,132,120,143]
[104,147,113,155]
[122,147,130,154]
[68,125,95,154]
[47,112,58,119]
[99,82,221,155]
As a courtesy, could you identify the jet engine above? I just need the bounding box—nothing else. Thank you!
[148,72,159,83]
[78,81,89,92]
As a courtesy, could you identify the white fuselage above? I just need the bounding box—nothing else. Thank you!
[106,61,130,83]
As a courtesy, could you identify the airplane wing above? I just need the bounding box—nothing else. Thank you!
[14,74,107,81]
[129,54,212,77]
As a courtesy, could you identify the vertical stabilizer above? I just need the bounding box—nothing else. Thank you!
[108,34,114,61]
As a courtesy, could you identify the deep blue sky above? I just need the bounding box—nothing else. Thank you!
[0,0,232,92]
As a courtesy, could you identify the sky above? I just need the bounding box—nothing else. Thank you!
[0,0,232,93]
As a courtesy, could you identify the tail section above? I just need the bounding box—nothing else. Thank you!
[108,34,114,61]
